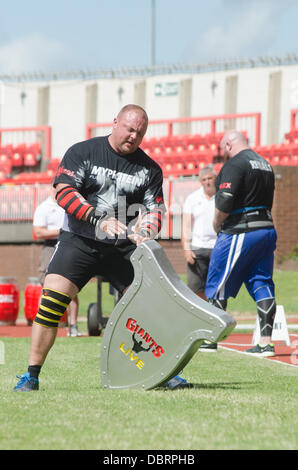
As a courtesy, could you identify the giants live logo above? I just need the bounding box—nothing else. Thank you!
[119,317,165,370]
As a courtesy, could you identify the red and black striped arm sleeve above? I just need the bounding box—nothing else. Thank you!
[56,185,92,221]
[137,209,163,238]
[55,185,108,226]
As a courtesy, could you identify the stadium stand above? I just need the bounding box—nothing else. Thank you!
[141,132,223,177]
[1,110,298,239]
[0,142,42,177]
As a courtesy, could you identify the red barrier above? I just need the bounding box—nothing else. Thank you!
[24,278,42,325]
[0,277,19,324]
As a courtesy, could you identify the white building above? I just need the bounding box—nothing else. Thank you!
[1,57,298,157]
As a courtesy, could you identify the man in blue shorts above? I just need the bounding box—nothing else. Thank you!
[205,130,277,357]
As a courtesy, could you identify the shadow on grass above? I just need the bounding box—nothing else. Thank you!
[156,381,259,391]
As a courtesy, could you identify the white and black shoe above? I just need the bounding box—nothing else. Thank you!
[199,341,218,352]
[245,343,275,357]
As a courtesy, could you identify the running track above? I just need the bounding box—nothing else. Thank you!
[1,324,297,367]
[219,333,298,367]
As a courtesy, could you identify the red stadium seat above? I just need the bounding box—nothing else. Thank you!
[46,158,61,170]
[280,155,291,165]
[213,163,223,174]
[270,155,281,166]
[23,152,38,167]
[11,151,23,167]
[11,144,26,167]
[161,156,185,177]
[45,169,56,178]
[0,156,12,175]
[183,159,199,176]
[0,152,10,165]
[0,169,6,182]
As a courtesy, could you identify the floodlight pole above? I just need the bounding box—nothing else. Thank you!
[151,0,156,67]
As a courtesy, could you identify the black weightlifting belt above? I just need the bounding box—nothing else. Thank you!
[221,208,274,234]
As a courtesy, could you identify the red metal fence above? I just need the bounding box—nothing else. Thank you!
[86,112,261,147]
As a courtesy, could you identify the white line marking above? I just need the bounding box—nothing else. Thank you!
[218,345,298,368]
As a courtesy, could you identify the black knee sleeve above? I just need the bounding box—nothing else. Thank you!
[34,288,71,328]
[257,298,276,337]
[208,298,227,311]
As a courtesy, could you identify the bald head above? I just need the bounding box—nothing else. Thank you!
[109,104,148,155]
[117,104,148,123]
[220,130,248,159]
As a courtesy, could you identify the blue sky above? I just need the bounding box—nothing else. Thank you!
[1,0,298,73]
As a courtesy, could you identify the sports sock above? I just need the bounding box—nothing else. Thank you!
[28,365,41,379]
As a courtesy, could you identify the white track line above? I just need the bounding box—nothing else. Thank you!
[218,345,298,368]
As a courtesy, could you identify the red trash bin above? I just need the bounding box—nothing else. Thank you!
[0,277,19,325]
[24,278,42,325]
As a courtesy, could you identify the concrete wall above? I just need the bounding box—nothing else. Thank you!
[1,64,298,157]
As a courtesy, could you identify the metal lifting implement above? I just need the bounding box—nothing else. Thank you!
[100,240,236,390]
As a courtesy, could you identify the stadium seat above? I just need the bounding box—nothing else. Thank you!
[0,169,6,182]
[0,152,10,165]
[161,156,185,177]
[11,151,23,167]
[284,130,298,144]
[46,158,61,170]
[0,154,12,176]
[213,163,223,174]
[280,156,290,165]
[270,155,281,166]
[23,152,38,167]
[152,145,165,158]
[11,144,26,168]
[183,159,199,176]
[45,169,56,178]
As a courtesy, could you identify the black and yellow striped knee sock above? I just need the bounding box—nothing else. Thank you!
[34,288,71,328]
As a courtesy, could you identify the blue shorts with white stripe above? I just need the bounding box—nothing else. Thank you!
[205,228,277,302]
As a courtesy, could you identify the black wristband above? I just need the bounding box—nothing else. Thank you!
[86,208,109,226]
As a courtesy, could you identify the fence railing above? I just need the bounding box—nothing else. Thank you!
[86,113,261,147]
[0,126,51,160]
[0,184,51,222]
[0,178,199,239]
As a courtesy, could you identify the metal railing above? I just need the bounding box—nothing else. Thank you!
[0,179,198,240]
[86,112,261,147]
[0,126,51,160]
[1,54,298,82]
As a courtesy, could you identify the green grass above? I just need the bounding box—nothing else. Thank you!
[80,271,298,319]
[228,271,298,315]
[1,270,297,450]
[1,336,297,450]
[17,271,298,322]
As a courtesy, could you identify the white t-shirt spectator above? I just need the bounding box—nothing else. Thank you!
[183,187,217,249]
[33,196,65,230]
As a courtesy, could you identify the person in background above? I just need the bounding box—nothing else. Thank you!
[32,187,82,337]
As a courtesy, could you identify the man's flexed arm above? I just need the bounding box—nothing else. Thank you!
[55,183,127,237]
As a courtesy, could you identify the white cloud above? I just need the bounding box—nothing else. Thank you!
[0,33,71,74]
[185,0,295,62]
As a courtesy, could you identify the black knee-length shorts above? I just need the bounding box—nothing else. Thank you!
[46,230,136,293]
